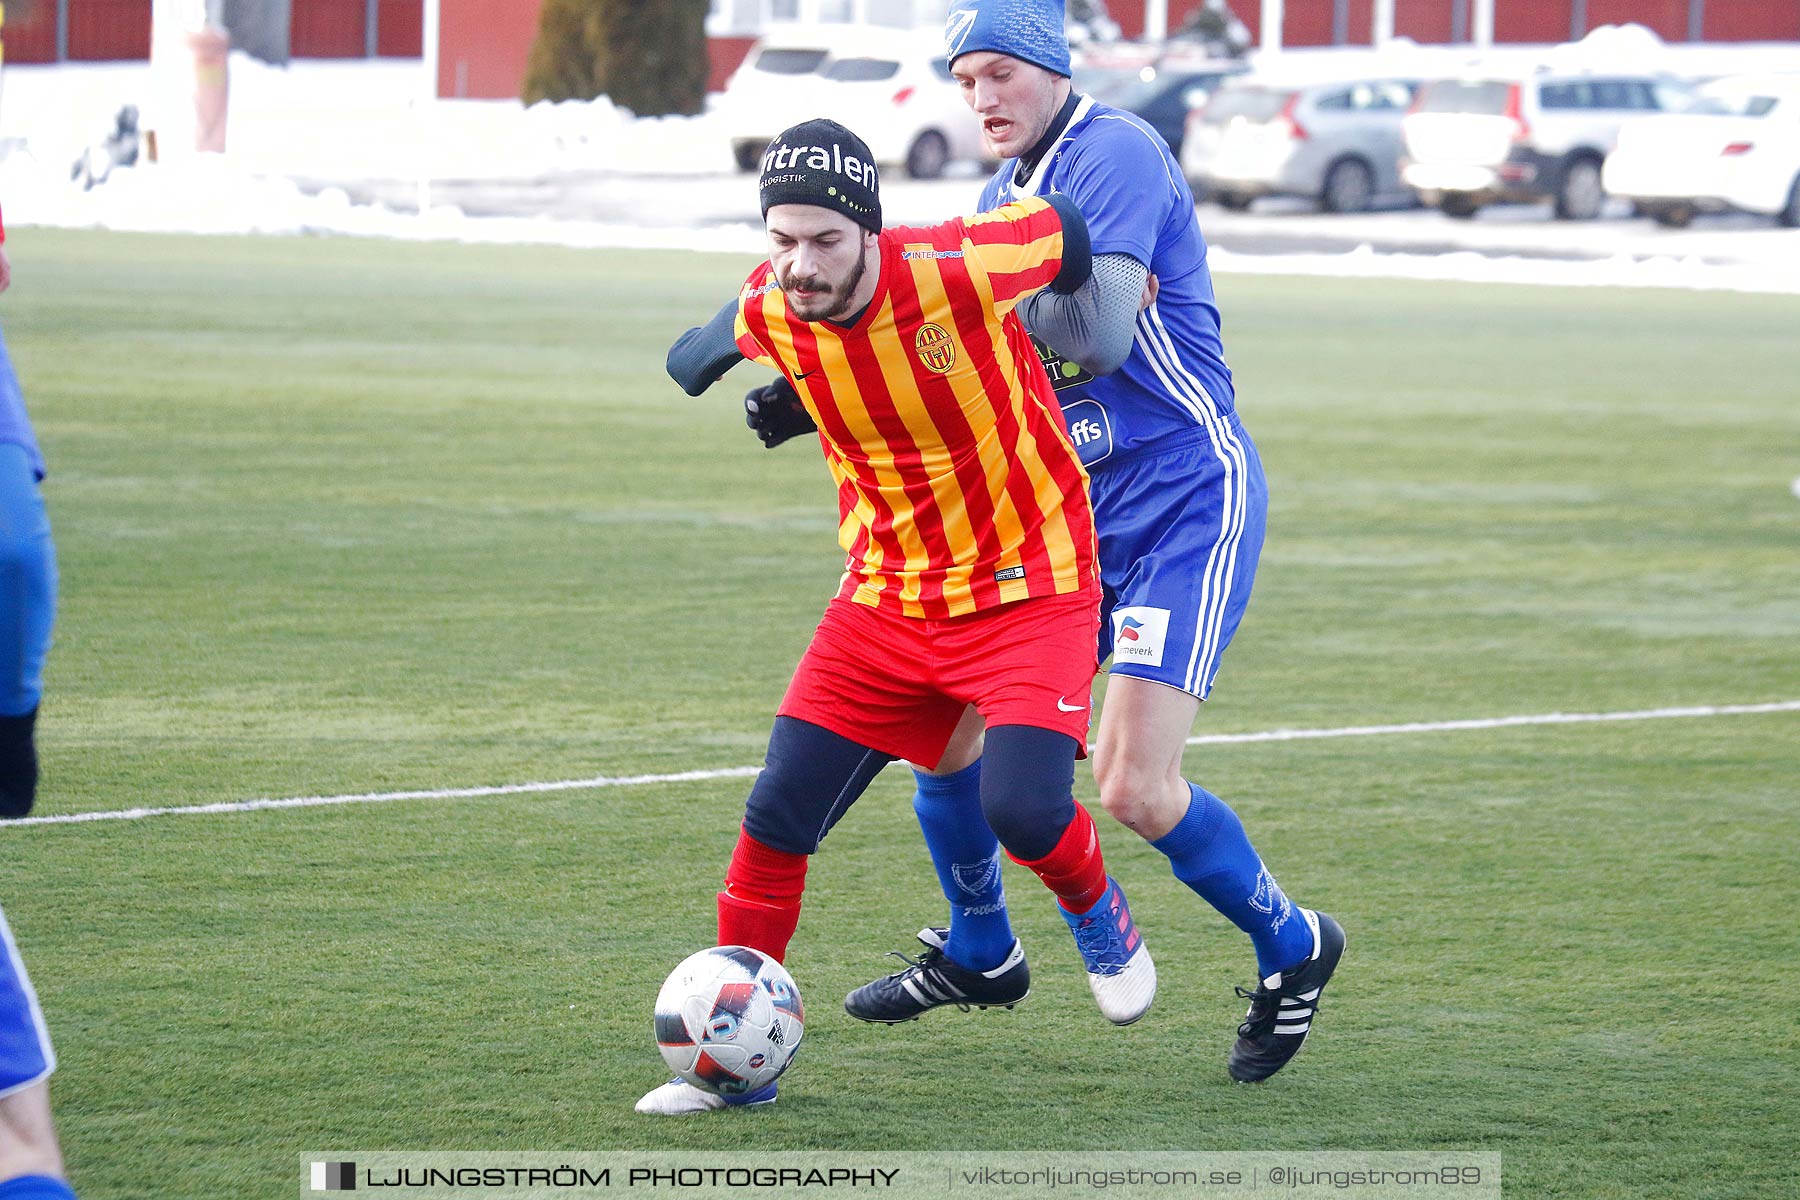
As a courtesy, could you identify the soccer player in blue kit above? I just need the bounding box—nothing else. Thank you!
[0,211,51,825]
[0,897,69,1200]
[0,213,79,1198]
[743,0,1346,1083]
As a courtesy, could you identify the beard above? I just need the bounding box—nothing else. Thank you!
[781,245,869,322]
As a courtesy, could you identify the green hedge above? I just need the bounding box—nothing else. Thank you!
[522,0,708,116]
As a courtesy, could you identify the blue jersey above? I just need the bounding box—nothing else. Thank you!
[978,96,1235,472]
[0,326,45,481]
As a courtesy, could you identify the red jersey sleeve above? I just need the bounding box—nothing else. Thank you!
[954,196,1069,316]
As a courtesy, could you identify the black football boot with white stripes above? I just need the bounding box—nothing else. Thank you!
[1228,909,1346,1083]
[844,927,1030,1023]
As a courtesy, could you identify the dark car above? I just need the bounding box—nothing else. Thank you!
[1076,56,1247,158]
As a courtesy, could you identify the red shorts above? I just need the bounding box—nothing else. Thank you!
[779,587,1101,770]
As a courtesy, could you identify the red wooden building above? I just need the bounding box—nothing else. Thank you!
[2,0,423,63]
[3,1,1795,89]
[1120,0,1800,45]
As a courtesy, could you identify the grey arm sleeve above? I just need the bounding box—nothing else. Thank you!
[1014,252,1148,377]
[665,298,744,397]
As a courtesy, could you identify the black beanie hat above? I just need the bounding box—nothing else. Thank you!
[758,119,882,234]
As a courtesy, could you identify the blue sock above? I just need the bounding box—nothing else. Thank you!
[1152,783,1314,978]
[0,443,58,717]
[912,760,1015,971]
[0,1176,79,1200]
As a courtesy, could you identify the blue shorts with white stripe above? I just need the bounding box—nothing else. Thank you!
[0,903,56,1097]
[1091,413,1267,701]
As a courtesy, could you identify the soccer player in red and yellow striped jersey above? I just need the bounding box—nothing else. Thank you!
[735,187,1094,619]
[641,120,1154,1116]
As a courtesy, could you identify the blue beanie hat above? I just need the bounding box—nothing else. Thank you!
[945,0,1071,78]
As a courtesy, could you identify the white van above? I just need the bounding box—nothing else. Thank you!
[1401,71,1690,219]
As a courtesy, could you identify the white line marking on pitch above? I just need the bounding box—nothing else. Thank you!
[1183,700,1800,745]
[5,701,1795,829]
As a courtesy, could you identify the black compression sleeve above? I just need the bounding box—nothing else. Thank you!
[1045,192,1093,295]
[665,298,745,396]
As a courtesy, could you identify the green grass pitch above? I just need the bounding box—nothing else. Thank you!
[1,229,1796,1198]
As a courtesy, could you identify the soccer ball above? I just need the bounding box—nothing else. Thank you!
[653,945,805,1095]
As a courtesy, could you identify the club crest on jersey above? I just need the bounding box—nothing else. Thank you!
[914,323,956,373]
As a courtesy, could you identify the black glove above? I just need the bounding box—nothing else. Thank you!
[744,377,818,449]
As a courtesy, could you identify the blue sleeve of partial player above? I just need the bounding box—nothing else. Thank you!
[665,298,744,397]
[1055,115,1178,267]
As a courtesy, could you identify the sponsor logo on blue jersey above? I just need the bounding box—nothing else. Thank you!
[1110,605,1169,667]
[1031,334,1094,393]
[1062,399,1113,466]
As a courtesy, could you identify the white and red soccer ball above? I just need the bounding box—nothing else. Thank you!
[654,946,805,1095]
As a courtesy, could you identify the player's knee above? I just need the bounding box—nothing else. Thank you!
[1092,753,1180,831]
[979,786,1073,862]
[741,773,825,857]
[1096,781,1156,830]
[977,725,1077,860]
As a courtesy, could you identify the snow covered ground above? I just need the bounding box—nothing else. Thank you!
[2,32,1799,295]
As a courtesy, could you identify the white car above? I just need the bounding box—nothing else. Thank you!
[720,28,984,180]
[1182,75,1419,213]
[1604,73,1800,227]
[718,28,837,173]
[1401,72,1689,219]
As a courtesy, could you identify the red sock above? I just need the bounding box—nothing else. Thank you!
[716,828,808,962]
[1008,804,1109,913]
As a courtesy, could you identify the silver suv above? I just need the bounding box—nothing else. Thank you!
[1182,76,1421,213]
[1401,72,1688,219]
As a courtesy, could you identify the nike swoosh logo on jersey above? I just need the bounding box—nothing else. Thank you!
[1056,696,1086,713]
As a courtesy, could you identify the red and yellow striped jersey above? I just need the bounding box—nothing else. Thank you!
[736,197,1096,619]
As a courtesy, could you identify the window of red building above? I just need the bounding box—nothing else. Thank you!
[2,0,59,63]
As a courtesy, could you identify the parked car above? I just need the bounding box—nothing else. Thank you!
[814,37,988,179]
[719,27,836,172]
[1180,76,1420,212]
[1603,73,1800,227]
[1075,54,1246,159]
[1400,71,1691,219]
[719,27,983,180]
